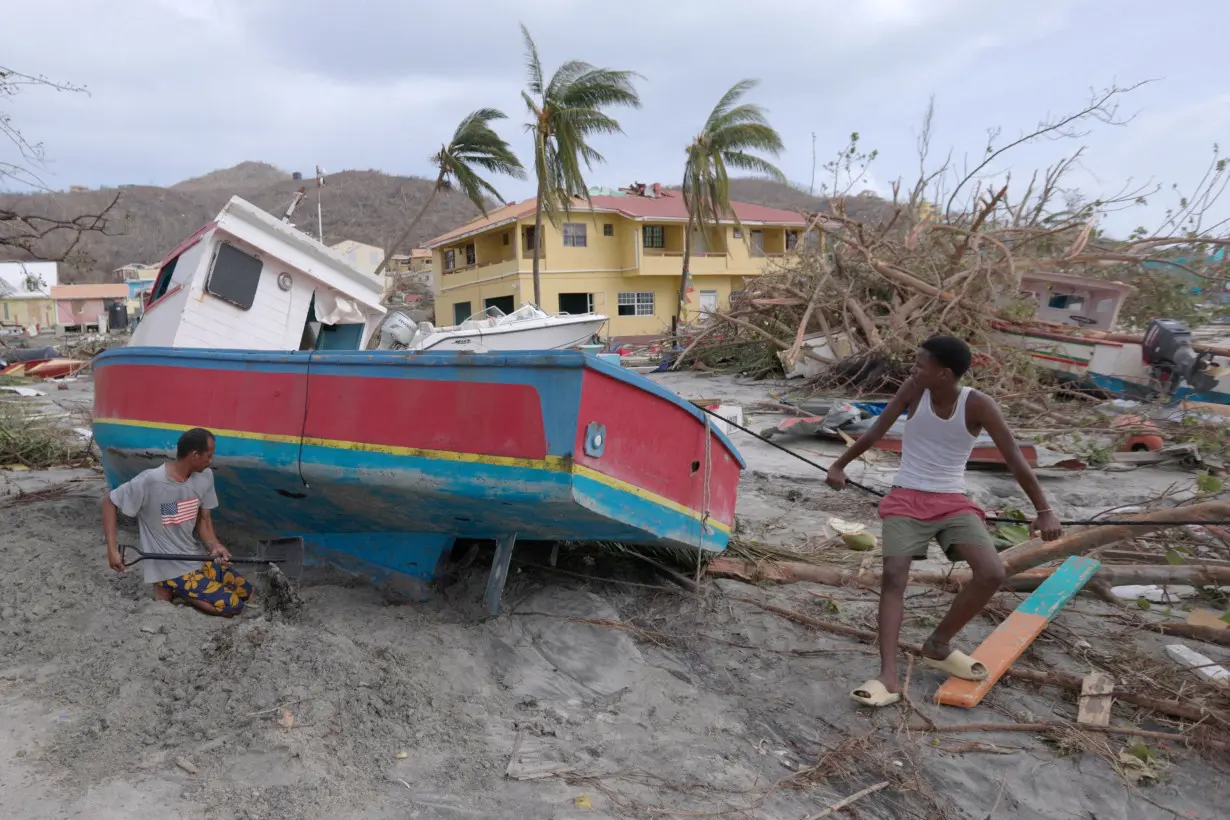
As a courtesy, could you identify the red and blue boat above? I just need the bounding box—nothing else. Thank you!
[92,347,743,606]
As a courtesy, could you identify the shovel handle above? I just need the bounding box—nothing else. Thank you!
[119,545,284,567]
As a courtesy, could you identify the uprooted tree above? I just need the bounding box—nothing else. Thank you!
[1,65,120,269]
[675,83,1230,392]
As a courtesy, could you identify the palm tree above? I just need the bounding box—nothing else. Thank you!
[375,109,525,278]
[675,79,785,330]
[521,23,642,305]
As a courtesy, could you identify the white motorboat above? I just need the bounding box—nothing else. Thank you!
[377,303,608,353]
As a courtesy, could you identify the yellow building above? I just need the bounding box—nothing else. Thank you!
[0,293,55,330]
[424,185,810,338]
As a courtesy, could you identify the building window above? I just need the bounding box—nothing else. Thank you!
[205,242,263,311]
[558,292,594,314]
[617,291,654,317]
[786,230,799,251]
[732,227,743,239]
[523,226,537,251]
[465,243,476,265]
[562,223,587,247]
[643,225,665,249]
[453,301,472,325]
[502,232,510,246]
[603,223,614,237]
[444,250,456,271]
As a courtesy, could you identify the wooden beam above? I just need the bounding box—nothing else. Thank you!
[935,556,1100,709]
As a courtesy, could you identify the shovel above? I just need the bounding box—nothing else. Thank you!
[120,537,304,582]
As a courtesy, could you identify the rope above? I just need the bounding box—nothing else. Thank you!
[695,405,1230,528]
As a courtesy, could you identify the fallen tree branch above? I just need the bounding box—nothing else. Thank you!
[907,721,1229,752]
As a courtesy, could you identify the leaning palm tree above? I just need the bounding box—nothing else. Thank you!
[521,23,641,305]
[375,109,525,278]
[675,79,785,330]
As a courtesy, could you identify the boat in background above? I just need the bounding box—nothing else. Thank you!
[377,303,608,353]
[993,271,1230,404]
[92,196,741,612]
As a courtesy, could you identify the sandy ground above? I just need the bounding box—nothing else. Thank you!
[1,371,1228,819]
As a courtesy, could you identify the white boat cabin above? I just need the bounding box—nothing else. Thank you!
[130,196,386,351]
[1006,271,1134,332]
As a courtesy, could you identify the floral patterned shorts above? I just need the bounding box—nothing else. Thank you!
[156,560,252,616]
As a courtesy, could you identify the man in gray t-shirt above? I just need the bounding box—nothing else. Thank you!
[103,427,252,617]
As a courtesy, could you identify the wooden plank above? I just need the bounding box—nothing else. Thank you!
[935,556,1101,708]
[1187,609,1229,631]
[1077,671,1116,726]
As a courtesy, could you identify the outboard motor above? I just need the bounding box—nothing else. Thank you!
[376,312,419,350]
[1142,319,1217,396]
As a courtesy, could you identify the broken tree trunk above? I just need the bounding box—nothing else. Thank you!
[995,502,1230,577]
[707,556,1230,592]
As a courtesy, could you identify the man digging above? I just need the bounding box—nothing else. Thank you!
[102,427,253,617]
[826,335,1063,707]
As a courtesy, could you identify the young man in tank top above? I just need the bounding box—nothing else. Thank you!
[826,335,1063,707]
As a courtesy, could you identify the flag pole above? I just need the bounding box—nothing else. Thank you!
[316,165,325,243]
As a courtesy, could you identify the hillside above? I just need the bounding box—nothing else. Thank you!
[0,167,892,283]
[0,165,486,282]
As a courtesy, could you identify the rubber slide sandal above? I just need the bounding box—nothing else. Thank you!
[921,649,988,680]
[850,679,901,707]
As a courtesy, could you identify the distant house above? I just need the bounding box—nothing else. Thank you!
[114,263,160,315]
[0,292,55,331]
[329,240,385,277]
[50,284,130,332]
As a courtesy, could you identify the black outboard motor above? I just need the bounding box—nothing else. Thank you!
[1142,319,1218,397]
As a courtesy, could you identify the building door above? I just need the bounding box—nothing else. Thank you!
[453,301,472,324]
[698,289,719,317]
[558,293,593,315]
[484,295,515,315]
[750,230,765,256]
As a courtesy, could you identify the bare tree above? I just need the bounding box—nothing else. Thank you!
[1,65,120,265]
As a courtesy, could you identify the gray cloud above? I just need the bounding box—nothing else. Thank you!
[4,0,1227,234]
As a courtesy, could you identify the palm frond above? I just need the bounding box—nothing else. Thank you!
[556,68,643,111]
[704,78,759,130]
[709,122,784,156]
[520,24,544,96]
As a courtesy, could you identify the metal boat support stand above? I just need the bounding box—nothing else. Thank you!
[484,533,518,616]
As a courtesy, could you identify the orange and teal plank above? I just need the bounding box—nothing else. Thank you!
[935,555,1101,708]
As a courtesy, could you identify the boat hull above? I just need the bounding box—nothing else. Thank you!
[416,316,608,352]
[993,325,1230,404]
[92,348,742,591]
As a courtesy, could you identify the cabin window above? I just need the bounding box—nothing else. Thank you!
[603,223,614,237]
[563,223,587,247]
[786,230,799,251]
[465,243,476,265]
[205,243,263,311]
[1047,293,1085,311]
[618,291,654,317]
[149,254,180,304]
[642,226,665,249]
[444,250,456,271]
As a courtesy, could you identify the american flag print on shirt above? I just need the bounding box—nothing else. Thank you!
[160,498,200,526]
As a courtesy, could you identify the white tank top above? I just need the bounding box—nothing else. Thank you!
[893,387,976,494]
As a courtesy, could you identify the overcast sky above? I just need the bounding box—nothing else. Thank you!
[5,0,1228,233]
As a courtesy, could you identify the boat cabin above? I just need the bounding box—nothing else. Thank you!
[130,196,386,351]
[1007,271,1134,331]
